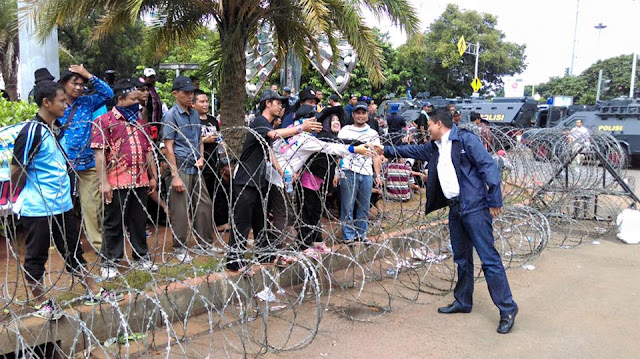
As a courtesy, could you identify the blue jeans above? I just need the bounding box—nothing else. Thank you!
[449,204,517,315]
[340,170,373,241]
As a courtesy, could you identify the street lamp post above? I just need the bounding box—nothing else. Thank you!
[569,0,580,75]
[631,53,637,99]
[594,22,607,62]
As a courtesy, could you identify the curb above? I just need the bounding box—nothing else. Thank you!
[0,223,443,356]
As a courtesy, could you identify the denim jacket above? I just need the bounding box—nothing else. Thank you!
[384,125,502,215]
[59,77,114,171]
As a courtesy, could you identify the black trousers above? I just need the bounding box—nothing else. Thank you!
[22,211,85,282]
[267,184,295,239]
[297,186,323,249]
[207,173,231,227]
[226,185,271,271]
[203,171,217,202]
[101,187,149,264]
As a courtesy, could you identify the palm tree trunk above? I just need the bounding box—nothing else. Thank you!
[218,26,249,155]
[0,33,19,101]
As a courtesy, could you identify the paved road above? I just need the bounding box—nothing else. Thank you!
[152,235,640,358]
[146,166,640,358]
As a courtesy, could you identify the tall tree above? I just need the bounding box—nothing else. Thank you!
[0,0,19,100]
[392,33,431,96]
[30,0,418,147]
[423,4,526,97]
[535,54,639,105]
[58,16,147,80]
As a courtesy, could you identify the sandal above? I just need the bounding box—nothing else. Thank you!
[274,255,296,268]
[231,266,255,278]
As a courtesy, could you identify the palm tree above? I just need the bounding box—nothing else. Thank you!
[27,0,418,135]
[0,0,19,100]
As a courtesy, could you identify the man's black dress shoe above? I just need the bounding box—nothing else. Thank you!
[437,302,471,314]
[497,307,518,334]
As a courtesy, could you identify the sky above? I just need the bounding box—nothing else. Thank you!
[364,0,640,86]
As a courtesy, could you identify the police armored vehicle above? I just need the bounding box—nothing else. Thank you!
[551,98,640,165]
[378,99,421,123]
[378,97,487,124]
[459,97,538,127]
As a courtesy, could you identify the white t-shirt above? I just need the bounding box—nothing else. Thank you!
[337,124,380,176]
[434,129,460,199]
[569,126,590,143]
[265,133,352,187]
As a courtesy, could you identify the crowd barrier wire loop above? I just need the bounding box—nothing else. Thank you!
[0,121,634,357]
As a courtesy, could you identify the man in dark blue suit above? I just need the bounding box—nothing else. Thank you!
[374,110,518,334]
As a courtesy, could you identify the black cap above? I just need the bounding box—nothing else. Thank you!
[172,76,197,91]
[34,68,55,83]
[353,101,368,112]
[259,89,286,103]
[299,86,319,102]
[453,110,461,116]
[295,105,319,120]
[329,94,340,102]
[283,86,291,93]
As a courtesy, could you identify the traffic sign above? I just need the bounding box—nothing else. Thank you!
[457,36,466,57]
[471,77,482,92]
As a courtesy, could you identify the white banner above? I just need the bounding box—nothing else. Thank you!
[503,76,525,98]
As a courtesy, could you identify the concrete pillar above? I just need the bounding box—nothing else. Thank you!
[17,0,60,100]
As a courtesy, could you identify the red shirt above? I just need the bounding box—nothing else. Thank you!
[91,108,152,189]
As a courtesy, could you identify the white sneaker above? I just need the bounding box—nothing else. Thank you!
[135,259,158,272]
[174,249,192,263]
[33,299,64,320]
[101,266,118,280]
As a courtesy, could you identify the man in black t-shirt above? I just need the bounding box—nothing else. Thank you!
[415,102,432,143]
[225,90,322,274]
[193,90,221,202]
[386,103,406,146]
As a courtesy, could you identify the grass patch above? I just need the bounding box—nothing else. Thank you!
[54,257,223,306]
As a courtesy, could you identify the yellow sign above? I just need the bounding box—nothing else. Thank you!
[457,36,466,57]
[471,77,482,92]
[598,125,623,132]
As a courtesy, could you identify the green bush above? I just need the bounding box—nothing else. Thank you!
[155,81,176,108]
[0,98,38,127]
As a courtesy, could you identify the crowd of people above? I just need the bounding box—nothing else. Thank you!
[9,64,518,334]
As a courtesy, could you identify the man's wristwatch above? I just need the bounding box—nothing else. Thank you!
[296,125,303,133]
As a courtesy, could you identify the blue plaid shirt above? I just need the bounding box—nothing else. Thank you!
[58,77,114,171]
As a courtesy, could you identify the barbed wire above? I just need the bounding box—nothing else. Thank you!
[0,121,633,357]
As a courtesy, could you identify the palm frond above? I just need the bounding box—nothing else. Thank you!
[323,0,384,85]
[146,3,209,59]
[359,0,420,35]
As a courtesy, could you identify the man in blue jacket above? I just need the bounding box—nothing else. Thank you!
[375,110,518,334]
[58,65,114,252]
